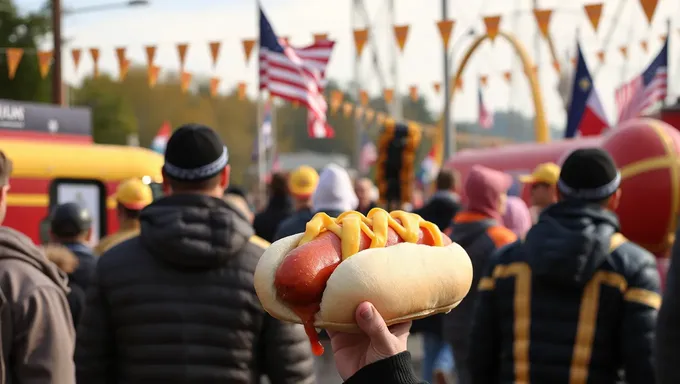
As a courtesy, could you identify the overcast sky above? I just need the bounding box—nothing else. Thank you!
[16,0,680,131]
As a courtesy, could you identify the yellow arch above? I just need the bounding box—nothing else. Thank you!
[436,31,549,163]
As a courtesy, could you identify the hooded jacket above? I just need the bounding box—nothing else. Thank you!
[0,226,75,384]
[253,194,294,242]
[656,223,680,384]
[75,194,315,384]
[468,201,660,384]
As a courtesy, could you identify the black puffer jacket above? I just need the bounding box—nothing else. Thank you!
[468,201,660,384]
[75,194,315,384]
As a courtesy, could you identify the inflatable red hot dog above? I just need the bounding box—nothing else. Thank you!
[254,208,473,355]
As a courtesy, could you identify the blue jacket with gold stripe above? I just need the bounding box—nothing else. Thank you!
[468,201,661,384]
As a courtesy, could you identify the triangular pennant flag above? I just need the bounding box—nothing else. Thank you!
[503,71,512,82]
[209,41,221,68]
[313,33,329,43]
[433,82,442,94]
[533,9,553,38]
[383,88,394,104]
[343,102,353,118]
[120,59,130,82]
[37,51,52,79]
[483,16,502,41]
[353,29,369,58]
[619,46,628,58]
[180,71,192,93]
[209,77,220,97]
[552,60,561,73]
[330,90,343,114]
[393,25,410,53]
[145,46,157,67]
[241,39,255,64]
[177,43,189,70]
[640,40,648,52]
[89,48,100,78]
[71,48,81,72]
[115,47,126,65]
[638,0,658,25]
[237,82,247,101]
[436,20,455,49]
[584,4,603,33]
[359,89,369,106]
[479,75,488,87]
[409,85,418,102]
[148,65,160,88]
[115,47,126,80]
[596,50,605,63]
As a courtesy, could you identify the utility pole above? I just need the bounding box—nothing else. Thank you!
[442,0,452,159]
[51,0,63,105]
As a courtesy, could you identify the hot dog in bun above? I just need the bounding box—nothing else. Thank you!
[254,207,473,355]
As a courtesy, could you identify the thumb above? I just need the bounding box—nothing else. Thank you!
[355,302,394,354]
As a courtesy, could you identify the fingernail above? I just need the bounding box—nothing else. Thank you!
[360,305,373,320]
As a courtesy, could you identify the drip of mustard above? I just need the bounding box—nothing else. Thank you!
[298,207,444,260]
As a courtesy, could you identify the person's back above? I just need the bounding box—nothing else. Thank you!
[75,124,315,384]
[469,148,660,384]
[274,165,319,241]
[43,243,86,327]
[414,169,461,231]
[253,173,294,242]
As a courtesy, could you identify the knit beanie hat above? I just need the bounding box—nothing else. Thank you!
[163,124,228,181]
[557,148,620,201]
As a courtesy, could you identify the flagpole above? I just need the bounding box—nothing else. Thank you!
[256,2,266,209]
[666,17,671,107]
[352,0,363,173]
[270,96,277,172]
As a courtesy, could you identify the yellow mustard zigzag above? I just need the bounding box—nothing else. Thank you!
[298,208,444,260]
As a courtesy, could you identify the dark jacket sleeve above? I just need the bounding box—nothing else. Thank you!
[13,286,76,384]
[468,258,501,384]
[75,265,116,384]
[260,313,316,384]
[658,236,680,384]
[344,352,425,384]
[621,249,661,384]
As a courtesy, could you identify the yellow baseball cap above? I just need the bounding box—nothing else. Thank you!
[288,166,319,198]
[519,162,560,185]
[116,178,153,210]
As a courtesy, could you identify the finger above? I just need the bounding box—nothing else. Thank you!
[355,302,394,352]
[388,321,412,336]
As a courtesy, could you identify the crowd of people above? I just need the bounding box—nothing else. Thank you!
[0,123,679,383]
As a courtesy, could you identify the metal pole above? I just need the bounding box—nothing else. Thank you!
[442,0,453,159]
[353,0,363,171]
[51,0,63,105]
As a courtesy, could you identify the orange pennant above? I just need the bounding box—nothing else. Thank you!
[37,51,52,79]
[552,60,561,73]
[343,102,353,118]
[6,48,23,80]
[533,9,553,38]
[115,47,126,65]
[383,88,394,104]
[483,16,502,41]
[237,82,247,101]
[313,33,328,43]
[177,43,189,70]
[640,40,649,52]
[479,75,488,87]
[503,72,512,82]
[330,90,343,114]
[638,0,658,25]
[89,48,100,78]
[353,29,369,58]
[436,20,455,49]
[365,109,375,122]
[584,4,603,33]
[71,48,81,72]
[359,89,369,106]
[619,46,628,58]
[596,50,605,63]
[241,39,255,64]
[455,78,463,90]
[209,77,220,98]
[145,45,157,67]
[409,85,418,102]
[148,65,160,88]
[433,82,442,94]
[209,41,221,68]
[120,59,130,82]
[180,71,192,93]
[115,47,127,80]
[393,25,410,53]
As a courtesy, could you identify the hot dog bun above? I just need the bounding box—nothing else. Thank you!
[254,233,473,332]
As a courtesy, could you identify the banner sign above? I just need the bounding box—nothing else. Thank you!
[0,99,92,137]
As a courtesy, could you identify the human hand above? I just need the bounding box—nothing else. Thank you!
[327,302,411,381]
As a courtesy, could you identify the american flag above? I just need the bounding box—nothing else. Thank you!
[258,8,335,138]
[358,132,377,174]
[615,39,668,123]
[478,87,494,129]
